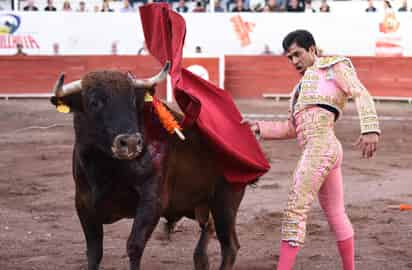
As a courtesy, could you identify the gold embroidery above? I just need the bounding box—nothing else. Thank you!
[333,59,381,134]
[294,94,346,118]
[356,90,381,134]
[316,56,349,69]
[281,109,339,246]
[294,61,348,118]
[301,71,320,81]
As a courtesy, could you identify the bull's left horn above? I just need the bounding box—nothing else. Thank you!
[131,61,171,88]
[52,73,82,97]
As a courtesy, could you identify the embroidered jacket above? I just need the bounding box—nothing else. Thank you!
[258,56,381,139]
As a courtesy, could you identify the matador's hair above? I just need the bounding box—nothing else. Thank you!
[282,29,317,53]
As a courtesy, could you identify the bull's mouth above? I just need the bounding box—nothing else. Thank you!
[111,147,142,160]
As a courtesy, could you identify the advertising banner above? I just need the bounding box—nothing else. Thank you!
[1,11,412,56]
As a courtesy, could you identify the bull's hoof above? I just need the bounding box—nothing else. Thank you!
[194,259,210,270]
[87,264,99,270]
[129,260,140,270]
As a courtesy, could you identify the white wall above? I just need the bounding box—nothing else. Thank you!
[1,10,410,56]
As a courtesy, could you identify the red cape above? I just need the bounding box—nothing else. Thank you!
[139,3,270,184]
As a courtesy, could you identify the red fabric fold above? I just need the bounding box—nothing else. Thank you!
[139,3,270,184]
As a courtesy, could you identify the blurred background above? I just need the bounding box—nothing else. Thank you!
[0,0,410,101]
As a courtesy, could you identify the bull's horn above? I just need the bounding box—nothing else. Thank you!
[52,73,82,97]
[131,61,171,88]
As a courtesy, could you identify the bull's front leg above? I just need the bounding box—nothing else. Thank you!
[76,199,103,270]
[127,176,162,270]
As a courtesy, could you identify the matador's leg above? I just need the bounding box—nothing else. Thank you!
[318,144,354,270]
[281,142,338,246]
[277,140,339,270]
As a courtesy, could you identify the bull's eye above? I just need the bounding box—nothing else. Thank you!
[89,99,104,111]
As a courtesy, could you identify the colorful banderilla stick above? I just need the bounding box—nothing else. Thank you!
[387,204,412,211]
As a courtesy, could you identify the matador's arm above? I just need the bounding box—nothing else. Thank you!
[257,117,297,140]
[333,61,381,135]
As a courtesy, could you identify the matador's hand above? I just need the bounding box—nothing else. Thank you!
[354,133,379,159]
[240,119,260,136]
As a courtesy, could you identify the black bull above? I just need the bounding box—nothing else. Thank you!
[50,63,248,270]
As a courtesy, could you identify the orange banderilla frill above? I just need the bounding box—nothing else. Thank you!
[149,95,185,141]
[387,204,412,211]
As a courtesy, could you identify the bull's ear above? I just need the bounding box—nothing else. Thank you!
[50,92,83,113]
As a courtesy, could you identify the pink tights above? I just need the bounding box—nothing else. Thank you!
[277,151,354,269]
[318,158,354,243]
[277,237,354,270]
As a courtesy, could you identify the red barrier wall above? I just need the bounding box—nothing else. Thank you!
[0,55,168,98]
[225,56,412,98]
[224,56,300,98]
[1,55,411,99]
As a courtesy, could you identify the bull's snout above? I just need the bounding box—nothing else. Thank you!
[112,133,143,160]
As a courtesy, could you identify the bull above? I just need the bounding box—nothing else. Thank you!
[49,63,246,270]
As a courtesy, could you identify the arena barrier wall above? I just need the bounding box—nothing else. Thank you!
[0,55,221,100]
[224,56,412,100]
[0,55,411,101]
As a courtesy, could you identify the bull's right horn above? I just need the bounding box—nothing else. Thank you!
[52,73,83,97]
[131,61,171,88]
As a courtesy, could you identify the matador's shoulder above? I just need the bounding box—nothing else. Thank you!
[316,56,353,69]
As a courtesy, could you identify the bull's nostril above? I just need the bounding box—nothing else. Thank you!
[119,139,127,147]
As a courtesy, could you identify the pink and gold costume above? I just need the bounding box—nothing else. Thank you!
[258,56,380,247]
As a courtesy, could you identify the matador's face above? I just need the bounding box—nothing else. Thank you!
[286,42,316,75]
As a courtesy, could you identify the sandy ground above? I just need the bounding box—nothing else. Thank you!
[0,99,411,270]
